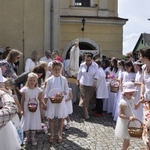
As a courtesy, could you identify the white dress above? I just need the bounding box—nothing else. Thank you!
[96,67,108,99]
[0,121,21,150]
[103,67,110,111]
[65,88,73,115]
[45,75,69,119]
[134,71,143,122]
[115,97,136,139]
[20,87,42,131]
[107,69,118,114]
[113,70,125,121]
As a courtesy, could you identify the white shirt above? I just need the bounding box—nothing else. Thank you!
[25,58,39,72]
[40,56,53,64]
[77,61,99,86]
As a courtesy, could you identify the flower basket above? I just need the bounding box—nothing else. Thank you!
[110,80,119,93]
[128,119,143,138]
[50,96,64,103]
[28,99,38,112]
[48,88,64,104]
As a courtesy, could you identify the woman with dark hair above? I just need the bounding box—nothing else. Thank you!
[25,50,39,72]
[77,52,99,120]
[0,49,22,79]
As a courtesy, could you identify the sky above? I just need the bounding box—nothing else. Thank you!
[118,0,150,55]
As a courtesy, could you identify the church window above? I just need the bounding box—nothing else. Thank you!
[75,0,90,7]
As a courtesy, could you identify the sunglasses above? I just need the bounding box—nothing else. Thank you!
[126,56,130,59]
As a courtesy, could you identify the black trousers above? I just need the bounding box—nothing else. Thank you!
[96,98,103,114]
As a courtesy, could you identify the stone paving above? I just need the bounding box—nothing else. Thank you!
[22,103,145,150]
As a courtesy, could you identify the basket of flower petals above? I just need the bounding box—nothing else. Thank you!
[28,99,38,112]
[110,79,119,93]
[48,88,64,103]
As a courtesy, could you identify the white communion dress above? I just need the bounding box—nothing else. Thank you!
[115,97,137,139]
[20,87,42,131]
[45,75,69,119]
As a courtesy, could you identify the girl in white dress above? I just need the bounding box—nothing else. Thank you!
[115,82,143,150]
[44,61,69,143]
[113,60,125,121]
[20,72,46,145]
[64,87,73,129]
[108,57,119,114]
[133,60,143,122]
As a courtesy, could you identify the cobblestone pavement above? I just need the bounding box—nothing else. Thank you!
[22,103,145,150]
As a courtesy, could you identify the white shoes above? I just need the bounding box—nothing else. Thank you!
[65,123,70,130]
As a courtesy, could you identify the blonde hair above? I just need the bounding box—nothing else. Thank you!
[4,78,17,95]
[39,61,48,70]
[4,78,14,88]
[25,72,38,88]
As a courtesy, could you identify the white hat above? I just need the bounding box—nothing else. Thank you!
[0,68,7,82]
[122,82,137,93]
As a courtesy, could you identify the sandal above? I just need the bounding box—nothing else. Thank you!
[58,136,63,143]
[49,136,54,143]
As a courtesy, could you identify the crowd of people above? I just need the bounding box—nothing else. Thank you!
[0,45,150,150]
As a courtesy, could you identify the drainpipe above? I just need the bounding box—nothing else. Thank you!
[50,0,54,53]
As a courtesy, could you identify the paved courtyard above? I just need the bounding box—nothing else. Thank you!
[22,103,145,150]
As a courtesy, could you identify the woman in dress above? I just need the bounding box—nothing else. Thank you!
[139,47,150,149]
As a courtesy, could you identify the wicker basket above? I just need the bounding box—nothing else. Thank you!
[110,80,119,93]
[48,88,64,104]
[128,119,143,138]
[50,96,64,103]
[28,102,38,112]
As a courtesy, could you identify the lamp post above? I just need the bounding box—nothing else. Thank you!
[81,18,86,31]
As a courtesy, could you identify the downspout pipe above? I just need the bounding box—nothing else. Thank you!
[50,0,54,53]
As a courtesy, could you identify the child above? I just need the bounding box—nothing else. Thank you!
[115,82,143,150]
[94,59,108,116]
[44,61,69,143]
[20,72,46,145]
[4,78,23,144]
[64,87,73,129]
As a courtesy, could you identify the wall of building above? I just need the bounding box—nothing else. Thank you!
[0,0,44,73]
[60,20,123,59]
